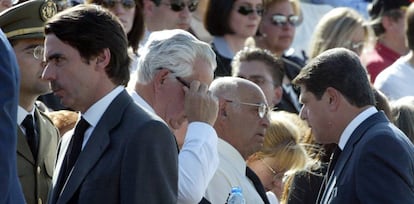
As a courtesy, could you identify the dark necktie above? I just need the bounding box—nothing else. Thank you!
[55,117,89,197]
[327,146,342,178]
[317,145,342,203]
[246,166,270,204]
[22,114,38,158]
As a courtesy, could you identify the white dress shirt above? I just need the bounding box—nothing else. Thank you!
[129,90,219,204]
[205,138,264,204]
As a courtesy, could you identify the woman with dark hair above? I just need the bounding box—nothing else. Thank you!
[205,0,263,77]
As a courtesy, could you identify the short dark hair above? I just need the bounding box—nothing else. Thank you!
[293,48,375,107]
[204,0,235,36]
[85,0,144,53]
[406,3,414,50]
[232,47,284,87]
[44,4,130,86]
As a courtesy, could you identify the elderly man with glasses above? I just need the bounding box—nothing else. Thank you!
[203,76,271,204]
[131,29,219,204]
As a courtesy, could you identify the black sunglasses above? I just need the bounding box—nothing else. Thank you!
[271,14,300,27]
[237,5,264,16]
[102,0,135,9]
[161,0,199,12]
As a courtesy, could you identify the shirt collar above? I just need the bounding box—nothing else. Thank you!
[338,106,378,150]
[128,90,156,114]
[82,86,124,128]
[17,105,35,125]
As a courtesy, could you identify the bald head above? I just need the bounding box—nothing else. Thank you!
[209,77,270,159]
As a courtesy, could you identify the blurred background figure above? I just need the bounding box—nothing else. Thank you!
[290,0,332,61]
[308,7,369,59]
[247,111,308,204]
[254,0,304,68]
[374,1,414,101]
[189,0,212,42]
[0,0,60,203]
[0,26,25,204]
[250,0,305,114]
[205,0,263,77]
[390,96,414,142]
[231,47,301,113]
[361,0,410,83]
[306,0,370,19]
[0,0,16,12]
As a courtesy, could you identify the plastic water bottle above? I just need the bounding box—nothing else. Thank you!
[226,186,246,204]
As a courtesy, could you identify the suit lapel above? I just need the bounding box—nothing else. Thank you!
[17,124,35,164]
[35,108,58,173]
[57,90,132,203]
[321,112,388,203]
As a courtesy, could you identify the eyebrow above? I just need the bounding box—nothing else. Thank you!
[46,53,64,61]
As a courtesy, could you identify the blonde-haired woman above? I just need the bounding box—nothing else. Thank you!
[308,7,370,59]
[247,111,308,204]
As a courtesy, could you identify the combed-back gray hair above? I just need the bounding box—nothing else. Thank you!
[137,29,217,84]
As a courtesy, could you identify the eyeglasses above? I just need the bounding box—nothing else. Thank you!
[102,0,136,9]
[160,0,199,12]
[176,76,190,88]
[260,158,285,182]
[237,5,264,16]
[225,99,269,119]
[343,40,364,53]
[28,45,44,61]
[271,14,300,27]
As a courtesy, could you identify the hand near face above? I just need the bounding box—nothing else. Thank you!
[184,80,218,126]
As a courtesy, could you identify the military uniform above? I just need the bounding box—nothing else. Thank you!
[0,1,59,204]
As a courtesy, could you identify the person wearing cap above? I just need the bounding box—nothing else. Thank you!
[0,0,60,204]
[361,0,411,83]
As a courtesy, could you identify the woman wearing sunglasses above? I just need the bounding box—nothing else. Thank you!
[205,0,263,77]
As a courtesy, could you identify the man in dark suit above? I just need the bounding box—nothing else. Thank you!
[41,5,178,204]
[293,47,414,203]
[0,0,60,203]
[0,28,25,204]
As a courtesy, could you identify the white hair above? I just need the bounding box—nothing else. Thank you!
[137,29,217,84]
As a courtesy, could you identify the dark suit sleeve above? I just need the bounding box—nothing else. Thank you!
[355,131,414,203]
[121,119,178,203]
[0,29,25,204]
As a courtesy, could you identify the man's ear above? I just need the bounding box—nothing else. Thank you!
[325,87,340,111]
[153,68,170,90]
[96,48,110,70]
[273,86,283,106]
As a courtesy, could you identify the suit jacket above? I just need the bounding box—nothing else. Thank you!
[0,29,25,204]
[320,112,414,203]
[49,90,178,204]
[17,107,59,204]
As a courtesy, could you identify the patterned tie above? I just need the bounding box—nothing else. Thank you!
[22,114,38,158]
[55,117,90,196]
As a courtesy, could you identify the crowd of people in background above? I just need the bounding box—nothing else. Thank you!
[1,0,414,204]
